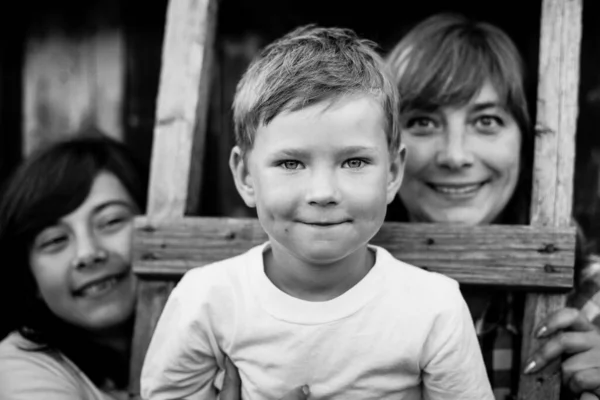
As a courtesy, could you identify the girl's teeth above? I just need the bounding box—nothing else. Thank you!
[82,277,117,296]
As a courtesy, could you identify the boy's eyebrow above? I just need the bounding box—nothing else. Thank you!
[272,146,379,159]
[273,149,312,159]
[338,145,379,156]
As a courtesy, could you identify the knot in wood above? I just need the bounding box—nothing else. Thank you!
[140,224,156,233]
[224,231,236,240]
[141,252,158,261]
[425,238,435,245]
[538,243,557,254]
[534,124,554,137]
[544,264,556,273]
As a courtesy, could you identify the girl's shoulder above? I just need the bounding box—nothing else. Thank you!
[0,331,114,400]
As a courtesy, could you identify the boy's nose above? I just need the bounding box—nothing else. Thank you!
[305,170,341,206]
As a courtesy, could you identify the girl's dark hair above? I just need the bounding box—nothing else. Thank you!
[385,13,534,224]
[0,131,148,388]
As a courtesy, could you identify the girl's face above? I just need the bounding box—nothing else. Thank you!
[29,171,138,332]
[398,82,522,225]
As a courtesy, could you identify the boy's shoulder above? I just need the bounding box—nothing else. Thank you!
[372,245,460,296]
[173,242,265,296]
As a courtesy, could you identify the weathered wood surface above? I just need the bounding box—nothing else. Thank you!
[517,0,583,398]
[131,216,576,289]
[129,280,176,396]
[146,0,218,218]
[23,3,124,154]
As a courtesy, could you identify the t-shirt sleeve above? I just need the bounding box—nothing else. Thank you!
[0,348,83,400]
[420,281,494,400]
[141,270,226,400]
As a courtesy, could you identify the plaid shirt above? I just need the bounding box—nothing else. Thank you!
[475,261,600,400]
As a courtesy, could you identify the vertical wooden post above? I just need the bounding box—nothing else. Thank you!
[145,0,218,219]
[129,0,218,396]
[518,0,583,398]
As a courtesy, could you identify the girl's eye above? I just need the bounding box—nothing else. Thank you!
[343,159,366,169]
[37,235,68,253]
[100,218,125,230]
[279,160,303,170]
[98,213,132,232]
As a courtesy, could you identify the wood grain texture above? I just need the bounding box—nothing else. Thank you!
[129,279,176,396]
[131,216,576,289]
[146,0,218,218]
[518,0,583,398]
[23,6,124,154]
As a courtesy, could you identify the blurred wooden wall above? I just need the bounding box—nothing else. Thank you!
[22,0,125,154]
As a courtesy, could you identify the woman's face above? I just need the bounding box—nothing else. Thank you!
[29,171,138,332]
[398,82,522,225]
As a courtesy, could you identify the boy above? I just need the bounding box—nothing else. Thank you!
[141,25,493,399]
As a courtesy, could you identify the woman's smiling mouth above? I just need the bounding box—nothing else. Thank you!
[426,181,489,197]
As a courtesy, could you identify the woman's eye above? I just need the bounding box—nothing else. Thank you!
[406,117,436,129]
[404,116,439,136]
[343,159,366,169]
[279,160,303,170]
[475,115,504,131]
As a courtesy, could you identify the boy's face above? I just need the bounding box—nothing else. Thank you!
[231,95,405,265]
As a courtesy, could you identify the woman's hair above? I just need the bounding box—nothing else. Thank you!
[385,13,534,224]
[0,131,148,387]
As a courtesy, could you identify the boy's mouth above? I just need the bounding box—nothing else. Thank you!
[299,219,351,227]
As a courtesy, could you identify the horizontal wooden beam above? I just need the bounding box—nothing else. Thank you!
[132,216,576,290]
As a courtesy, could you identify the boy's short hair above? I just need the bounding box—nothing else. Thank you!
[233,24,400,155]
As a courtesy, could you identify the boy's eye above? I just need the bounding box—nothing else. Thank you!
[279,160,303,170]
[343,159,367,169]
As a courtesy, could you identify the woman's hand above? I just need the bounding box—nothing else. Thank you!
[219,357,310,400]
[524,307,600,398]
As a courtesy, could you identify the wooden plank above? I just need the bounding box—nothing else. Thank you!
[129,279,176,397]
[518,0,583,399]
[131,216,576,289]
[146,0,218,218]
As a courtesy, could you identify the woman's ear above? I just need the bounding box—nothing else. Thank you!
[229,146,256,208]
[386,144,406,204]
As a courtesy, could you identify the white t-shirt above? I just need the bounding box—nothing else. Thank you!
[141,243,493,400]
[0,331,127,400]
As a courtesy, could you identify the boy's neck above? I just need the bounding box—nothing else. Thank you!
[264,243,375,302]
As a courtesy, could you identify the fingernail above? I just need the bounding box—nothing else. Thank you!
[301,385,310,396]
[524,360,536,374]
[536,326,548,338]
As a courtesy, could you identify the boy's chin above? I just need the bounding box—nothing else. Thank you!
[293,244,364,265]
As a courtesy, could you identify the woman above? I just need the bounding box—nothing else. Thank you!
[0,133,147,399]
[385,13,600,399]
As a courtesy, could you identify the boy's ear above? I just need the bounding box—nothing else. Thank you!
[229,146,256,208]
[386,144,406,205]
